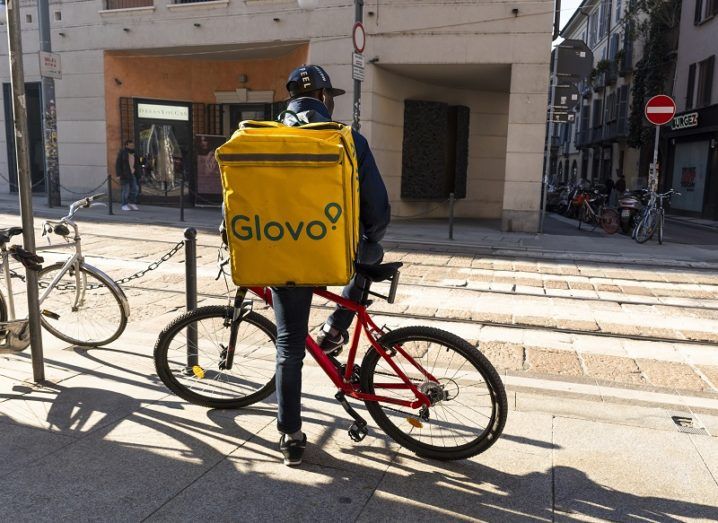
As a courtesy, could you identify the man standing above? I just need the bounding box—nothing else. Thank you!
[273,65,390,466]
[115,139,139,211]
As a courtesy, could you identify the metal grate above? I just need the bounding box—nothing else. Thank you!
[119,97,135,146]
[670,413,710,436]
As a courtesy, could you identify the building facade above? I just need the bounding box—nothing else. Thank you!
[0,0,553,232]
[664,0,718,219]
[551,0,642,190]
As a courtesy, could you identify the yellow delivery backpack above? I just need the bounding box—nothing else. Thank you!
[216,120,360,287]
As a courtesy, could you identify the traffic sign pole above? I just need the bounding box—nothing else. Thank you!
[352,2,364,131]
[643,95,676,192]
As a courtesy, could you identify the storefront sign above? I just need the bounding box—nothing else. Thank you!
[138,103,189,122]
[671,112,699,131]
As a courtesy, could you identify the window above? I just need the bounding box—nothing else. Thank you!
[686,63,696,109]
[696,56,715,107]
[105,0,153,8]
[592,99,603,127]
[615,0,622,21]
[605,92,617,122]
[598,4,607,39]
[695,0,718,24]
[589,12,598,45]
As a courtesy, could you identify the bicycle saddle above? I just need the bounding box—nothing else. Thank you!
[355,262,403,282]
[0,227,23,245]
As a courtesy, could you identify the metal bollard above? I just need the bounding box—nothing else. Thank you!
[180,177,185,222]
[107,174,113,216]
[184,228,198,368]
[449,192,455,240]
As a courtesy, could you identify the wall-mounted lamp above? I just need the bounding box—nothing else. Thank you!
[273,17,281,22]
[367,10,375,16]
[114,78,123,86]
[194,22,201,27]
[512,8,520,16]
[58,32,66,37]
[122,27,130,32]
[368,56,380,64]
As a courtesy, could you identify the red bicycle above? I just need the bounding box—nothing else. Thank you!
[154,262,507,460]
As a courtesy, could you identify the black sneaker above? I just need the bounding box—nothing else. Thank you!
[317,325,349,355]
[279,433,307,466]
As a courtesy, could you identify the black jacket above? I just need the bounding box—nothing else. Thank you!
[115,148,138,182]
[282,97,391,243]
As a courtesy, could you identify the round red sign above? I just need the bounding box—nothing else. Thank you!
[644,95,676,126]
[352,22,366,53]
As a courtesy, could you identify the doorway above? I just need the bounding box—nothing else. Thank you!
[3,83,45,193]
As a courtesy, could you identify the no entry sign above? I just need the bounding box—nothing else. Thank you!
[644,95,676,126]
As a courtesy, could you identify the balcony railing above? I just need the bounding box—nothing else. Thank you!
[105,0,152,8]
[604,117,629,141]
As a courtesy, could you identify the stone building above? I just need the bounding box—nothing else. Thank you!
[0,0,552,231]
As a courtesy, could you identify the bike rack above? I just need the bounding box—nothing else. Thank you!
[184,228,198,368]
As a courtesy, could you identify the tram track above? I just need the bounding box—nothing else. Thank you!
[121,283,718,347]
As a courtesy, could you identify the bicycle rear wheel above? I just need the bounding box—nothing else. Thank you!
[635,209,657,244]
[154,306,277,409]
[38,262,127,347]
[600,208,620,234]
[360,326,507,460]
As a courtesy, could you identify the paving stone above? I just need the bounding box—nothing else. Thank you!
[478,342,525,371]
[581,354,646,386]
[553,417,718,521]
[568,281,594,291]
[636,360,711,392]
[697,366,718,391]
[544,279,569,290]
[447,255,473,267]
[681,329,718,344]
[471,310,513,324]
[526,349,583,376]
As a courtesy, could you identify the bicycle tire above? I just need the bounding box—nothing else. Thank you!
[38,262,128,347]
[600,208,620,235]
[154,306,277,409]
[360,326,507,460]
[634,209,657,244]
[578,206,586,230]
[0,290,6,323]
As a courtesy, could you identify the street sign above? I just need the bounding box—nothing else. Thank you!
[352,52,365,82]
[555,39,593,81]
[644,94,676,125]
[554,83,580,111]
[551,112,576,123]
[39,51,61,79]
[352,22,366,53]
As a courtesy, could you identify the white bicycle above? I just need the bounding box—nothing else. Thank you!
[0,195,130,351]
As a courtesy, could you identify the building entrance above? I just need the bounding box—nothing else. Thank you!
[3,83,45,193]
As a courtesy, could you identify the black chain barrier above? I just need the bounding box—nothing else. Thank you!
[8,239,186,290]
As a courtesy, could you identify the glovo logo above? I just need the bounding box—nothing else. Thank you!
[231,203,343,242]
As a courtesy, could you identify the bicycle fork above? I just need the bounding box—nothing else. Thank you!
[218,287,251,371]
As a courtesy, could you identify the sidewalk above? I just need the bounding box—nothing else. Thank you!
[1,327,717,521]
[2,193,718,268]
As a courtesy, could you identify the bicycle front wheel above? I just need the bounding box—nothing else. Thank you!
[154,306,277,409]
[360,326,507,460]
[635,209,657,244]
[38,262,128,347]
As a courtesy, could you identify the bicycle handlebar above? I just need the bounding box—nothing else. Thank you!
[67,193,105,219]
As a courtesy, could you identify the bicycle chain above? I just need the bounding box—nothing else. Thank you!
[8,239,186,290]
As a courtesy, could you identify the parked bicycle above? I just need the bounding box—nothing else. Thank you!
[577,190,620,234]
[154,255,507,460]
[633,189,680,245]
[0,195,130,351]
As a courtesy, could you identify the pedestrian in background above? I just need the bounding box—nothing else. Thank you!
[115,139,139,211]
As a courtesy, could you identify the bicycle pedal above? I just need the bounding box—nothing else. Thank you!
[348,423,368,442]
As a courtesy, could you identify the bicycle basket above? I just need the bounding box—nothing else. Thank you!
[0,319,31,353]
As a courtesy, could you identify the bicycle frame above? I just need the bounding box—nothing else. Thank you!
[236,286,434,410]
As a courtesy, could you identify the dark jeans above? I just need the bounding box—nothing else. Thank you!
[120,176,139,206]
[271,241,384,434]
